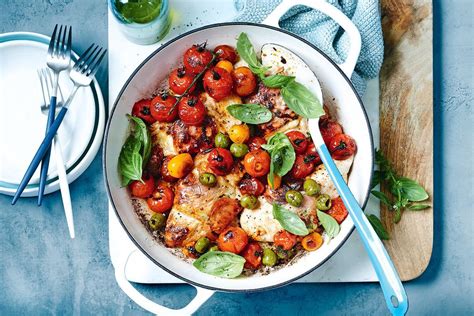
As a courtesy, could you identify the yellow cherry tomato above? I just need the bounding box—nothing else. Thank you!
[267,174,282,190]
[301,232,323,251]
[215,60,234,73]
[167,153,194,178]
[228,124,250,144]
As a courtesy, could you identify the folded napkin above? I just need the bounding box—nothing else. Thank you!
[234,0,384,95]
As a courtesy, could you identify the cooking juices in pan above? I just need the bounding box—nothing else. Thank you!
[118,33,357,278]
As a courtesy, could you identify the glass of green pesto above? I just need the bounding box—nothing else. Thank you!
[109,0,171,45]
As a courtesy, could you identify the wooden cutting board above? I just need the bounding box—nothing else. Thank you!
[379,0,433,281]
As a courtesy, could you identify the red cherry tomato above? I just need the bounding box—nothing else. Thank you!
[241,242,263,269]
[243,149,271,177]
[132,99,156,124]
[203,67,233,101]
[217,227,249,254]
[238,176,265,196]
[213,45,238,63]
[207,148,234,176]
[150,93,178,123]
[274,230,297,250]
[248,136,266,151]
[160,156,178,183]
[169,67,196,95]
[304,143,322,165]
[129,175,155,198]
[286,131,309,154]
[178,96,206,126]
[327,197,349,224]
[183,43,213,74]
[320,121,343,146]
[146,184,174,213]
[290,154,315,179]
[328,134,357,160]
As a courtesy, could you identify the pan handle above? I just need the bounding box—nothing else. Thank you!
[114,249,215,315]
[262,0,361,77]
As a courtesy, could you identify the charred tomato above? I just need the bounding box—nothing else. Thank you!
[286,131,309,154]
[169,67,196,95]
[213,45,238,63]
[183,43,213,74]
[290,154,315,179]
[328,134,357,160]
[178,95,206,126]
[203,67,233,101]
[146,184,174,213]
[207,148,234,176]
[150,92,178,123]
[132,99,155,124]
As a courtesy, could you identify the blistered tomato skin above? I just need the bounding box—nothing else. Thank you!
[203,67,233,101]
[328,134,357,160]
[213,45,238,63]
[167,153,194,179]
[178,96,206,126]
[232,67,257,97]
[290,154,315,179]
[207,148,234,176]
[286,131,309,154]
[248,136,266,151]
[129,175,155,198]
[243,149,271,177]
[146,184,174,213]
[150,93,178,123]
[132,99,156,124]
[217,227,249,254]
[274,230,297,251]
[304,143,322,166]
[320,120,343,146]
[238,176,265,196]
[183,43,213,74]
[169,67,196,95]
[327,197,349,224]
[242,242,263,269]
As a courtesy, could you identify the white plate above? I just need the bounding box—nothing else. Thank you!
[0,32,105,197]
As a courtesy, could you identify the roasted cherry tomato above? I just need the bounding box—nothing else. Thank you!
[213,45,238,63]
[327,197,349,224]
[160,156,178,183]
[178,95,206,126]
[304,143,322,165]
[150,92,178,123]
[301,232,323,251]
[273,230,297,251]
[129,175,155,198]
[183,43,213,74]
[215,60,233,73]
[207,148,234,176]
[243,149,270,177]
[203,67,233,101]
[209,198,242,234]
[290,154,315,179]
[286,131,309,154]
[232,67,257,97]
[217,227,249,254]
[238,176,265,196]
[328,134,357,160]
[241,242,263,269]
[268,174,282,190]
[320,120,343,146]
[167,153,194,179]
[146,184,174,213]
[168,67,196,95]
[248,136,266,151]
[132,99,155,124]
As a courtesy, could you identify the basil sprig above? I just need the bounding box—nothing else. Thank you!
[261,133,295,187]
[118,115,151,186]
[193,251,245,278]
[272,203,309,236]
[236,32,324,119]
[317,210,340,239]
[366,214,390,240]
[227,103,272,124]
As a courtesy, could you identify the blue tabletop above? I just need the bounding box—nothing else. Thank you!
[0,0,472,315]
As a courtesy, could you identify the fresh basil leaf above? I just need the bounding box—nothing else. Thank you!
[193,251,245,278]
[262,74,295,88]
[263,133,295,184]
[281,80,324,119]
[227,104,272,124]
[118,135,143,186]
[317,210,340,239]
[371,190,392,207]
[128,115,152,164]
[272,203,309,236]
[398,177,429,202]
[236,32,267,78]
[407,204,431,210]
[366,214,390,240]
[371,170,383,190]
[393,208,402,223]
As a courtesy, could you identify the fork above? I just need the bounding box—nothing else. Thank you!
[38,24,72,206]
[11,44,107,205]
[38,68,75,239]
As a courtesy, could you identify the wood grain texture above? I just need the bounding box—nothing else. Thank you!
[379,0,433,281]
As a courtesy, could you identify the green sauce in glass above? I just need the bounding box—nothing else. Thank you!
[115,0,162,24]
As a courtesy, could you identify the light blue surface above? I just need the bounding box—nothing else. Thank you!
[0,0,473,315]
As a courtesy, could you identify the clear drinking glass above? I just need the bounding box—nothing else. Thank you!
[109,0,171,45]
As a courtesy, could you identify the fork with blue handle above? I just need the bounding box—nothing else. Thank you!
[11,43,107,205]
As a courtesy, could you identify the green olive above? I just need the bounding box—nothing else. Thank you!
[275,247,295,260]
[214,132,231,148]
[316,194,332,210]
[208,245,219,252]
[262,248,277,266]
[148,213,166,231]
[199,172,217,187]
[285,190,303,207]
[194,237,210,253]
[303,179,321,196]
[240,194,258,209]
[230,143,249,158]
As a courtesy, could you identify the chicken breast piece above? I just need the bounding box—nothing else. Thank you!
[310,155,354,199]
[200,92,242,132]
[149,121,177,156]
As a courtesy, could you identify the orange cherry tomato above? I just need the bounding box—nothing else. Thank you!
[248,136,266,151]
[150,92,178,123]
[146,184,174,213]
[241,242,263,269]
[290,154,315,179]
[267,174,282,190]
[129,175,155,198]
[203,67,233,101]
[320,120,343,146]
[301,232,323,251]
[132,99,155,124]
[328,134,357,160]
[215,60,233,73]
[327,197,349,224]
[209,198,242,234]
[217,227,249,254]
[178,95,206,126]
[183,43,213,74]
[169,67,196,95]
[286,131,309,154]
[243,149,270,177]
[213,45,238,63]
[232,67,257,97]
[273,230,297,250]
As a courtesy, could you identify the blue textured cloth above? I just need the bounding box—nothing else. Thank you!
[233,0,384,95]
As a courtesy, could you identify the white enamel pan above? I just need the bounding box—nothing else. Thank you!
[104,0,374,314]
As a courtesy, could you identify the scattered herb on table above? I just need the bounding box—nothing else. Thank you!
[193,251,245,278]
[272,203,309,236]
[227,103,272,124]
[366,214,390,240]
[261,132,295,187]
